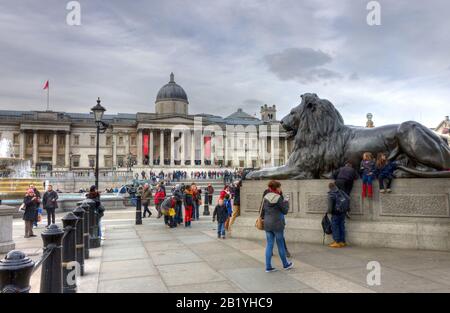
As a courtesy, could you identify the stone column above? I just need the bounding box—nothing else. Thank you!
[210,134,215,166]
[112,133,117,166]
[180,130,185,166]
[224,134,228,166]
[170,129,175,166]
[32,131,38,166]
[52,132,58,167]
[191,130,195,166]
[270,136,275,167]
[137,130,143,166]
[200,132,204,166]
[149,130,154,166]
[160,130,164,165]
[19,131,25,159]
[65,132,70,167]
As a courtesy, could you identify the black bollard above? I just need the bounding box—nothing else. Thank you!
[0,250,35,293]
[203,190,210,216]
[72,206,85,276]
[40,224,64,293]
[62,212,78,293]
[136,194,142,225]
[80,201,90,259]
[85,198,100,248]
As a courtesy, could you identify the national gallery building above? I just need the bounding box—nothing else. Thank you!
[0,73,292,173]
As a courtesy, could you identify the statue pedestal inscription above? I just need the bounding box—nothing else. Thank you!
[235,179,450,251]
[0,205,16,253]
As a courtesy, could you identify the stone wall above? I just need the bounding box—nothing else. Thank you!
[233,179,450,251]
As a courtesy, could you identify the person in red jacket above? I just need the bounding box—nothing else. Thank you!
[183,185,194,227]
[219,185,230,201]
[153,183,166,218]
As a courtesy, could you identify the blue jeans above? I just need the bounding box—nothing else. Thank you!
[331,213,346,243]
[265,230,289,270]
[217,222,225,237]
[193,202,200,220]
[362,174,374,185]
[175,203,183,224]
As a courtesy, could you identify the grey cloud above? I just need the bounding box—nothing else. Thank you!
[264,48,342,83]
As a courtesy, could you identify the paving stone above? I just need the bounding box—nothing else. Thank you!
[157,262,226,287]
[201,251,262,271]
[150,249,202,265]
[332,265,449,293]
[176,234,216,244]
[100,259,158,281]
[290,271,374,293]
[98,276,168,293]
[144,241,186,252]
[221,267,311,293]
[102,246,148,262]
[168,281,242,293]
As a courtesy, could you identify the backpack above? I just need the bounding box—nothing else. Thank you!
[321,213,332,245]
[335,190,350,214]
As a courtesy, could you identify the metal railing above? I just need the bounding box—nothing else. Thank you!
[0,199,102,293]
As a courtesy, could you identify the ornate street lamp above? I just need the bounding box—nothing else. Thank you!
[91,98,109,188]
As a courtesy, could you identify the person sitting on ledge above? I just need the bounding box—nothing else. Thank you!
[375,153,398,194]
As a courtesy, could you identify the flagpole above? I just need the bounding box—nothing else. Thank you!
[46,80,50,111]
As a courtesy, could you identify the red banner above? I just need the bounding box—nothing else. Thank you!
[204,136,211,159]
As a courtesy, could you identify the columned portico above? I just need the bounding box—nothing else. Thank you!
[19,131,25,159]
[32,131,38,166]
[170,129,175,166]
[149,130,154,165]
[137,130,143,166]
[160,130,164,165]
[52,131,58,166]
[65,132,70,167]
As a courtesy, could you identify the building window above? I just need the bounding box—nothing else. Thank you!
[88,155,95,168]
[131,136,136,146]
[119,136,124,145]
[106,136,112,146]
[117,156,124,167]
[27,135,33,146]
[58,135,64,145]
[13,133,19,145]
[72,155,80,168]
[104,155,112,167]
[73,135,79,145]
[90,136,95,146]
[44,135,50,145]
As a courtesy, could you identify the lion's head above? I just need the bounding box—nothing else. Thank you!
[281,93,345,144]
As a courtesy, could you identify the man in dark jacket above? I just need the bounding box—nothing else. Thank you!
[42,184,58,227]
[212,199,228,239]
[327,182,346,248]
[333,161,358,196]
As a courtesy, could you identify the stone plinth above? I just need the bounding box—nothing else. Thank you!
[234,179,450,251]
[0,204,16,253]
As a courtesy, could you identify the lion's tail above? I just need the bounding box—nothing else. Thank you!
[398,166,450,178]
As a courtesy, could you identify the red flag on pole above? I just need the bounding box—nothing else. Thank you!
[43,80,49,90]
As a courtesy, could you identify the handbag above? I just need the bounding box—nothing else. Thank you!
[255,198,265,231]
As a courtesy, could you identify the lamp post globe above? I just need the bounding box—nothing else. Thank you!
[91,97,106,123]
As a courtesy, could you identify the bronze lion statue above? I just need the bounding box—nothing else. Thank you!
[247,93,450,179]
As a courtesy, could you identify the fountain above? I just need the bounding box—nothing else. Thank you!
[0,138,43,201]
[0,138,42,253]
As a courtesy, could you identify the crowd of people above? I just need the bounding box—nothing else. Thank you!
[136,180,242,236]
[134,169,243,184]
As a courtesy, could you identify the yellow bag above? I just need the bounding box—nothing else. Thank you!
[168,208,176,217]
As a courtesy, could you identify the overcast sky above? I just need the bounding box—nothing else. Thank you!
[0,0,449,127]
